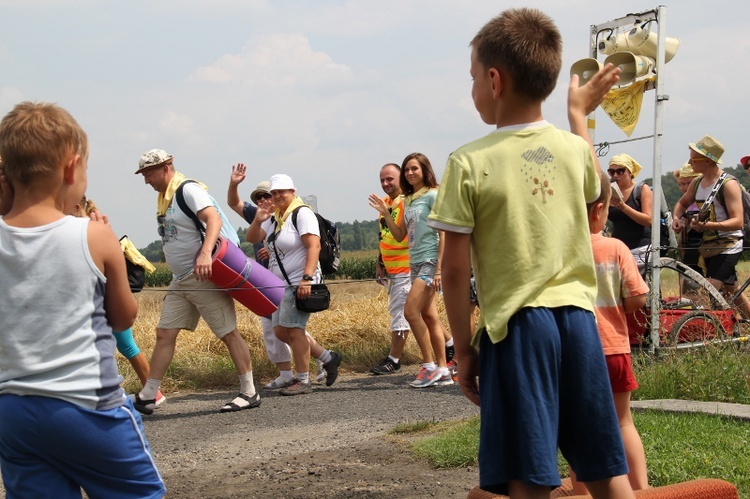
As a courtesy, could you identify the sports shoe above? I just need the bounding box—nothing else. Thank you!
[154,390,167,407]
[446,359,458,382]
[264,376,295,389]
[279,379,313,396]
[433,371,455,387]
[133,394,156,415]
[410,367,442,388]
[370,357,401,375]
[323,351,342,387]
[315,361,327,383]
[446,344,455,363]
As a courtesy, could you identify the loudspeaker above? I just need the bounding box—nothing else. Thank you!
[570,58,603,86]
[603,52,655,86]
[598,31,640,56]
[627,25,680,63]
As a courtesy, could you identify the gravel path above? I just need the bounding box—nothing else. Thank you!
[145,367,481,498]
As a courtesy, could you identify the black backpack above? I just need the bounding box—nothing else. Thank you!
[632,181,676,256]
[288,206,341,275]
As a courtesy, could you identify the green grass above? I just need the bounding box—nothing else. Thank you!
[408,412,750,495]
[405,345,750,495]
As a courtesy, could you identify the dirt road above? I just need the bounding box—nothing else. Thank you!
[145,368,480,498]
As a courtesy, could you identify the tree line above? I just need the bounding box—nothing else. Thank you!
[138,220,381,262]
[138,167,750,262]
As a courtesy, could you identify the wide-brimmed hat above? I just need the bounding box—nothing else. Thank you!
[740,155,750,169]
[609,153,642,177]
[675,162,699,179]
[269,174,295,191]
[689,135,724,164]
[135,149,173,174]
[250,180,271,204]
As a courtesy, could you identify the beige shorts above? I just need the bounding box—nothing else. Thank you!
[157,274,237,338]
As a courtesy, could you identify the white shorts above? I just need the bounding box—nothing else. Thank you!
[388,273,411,332]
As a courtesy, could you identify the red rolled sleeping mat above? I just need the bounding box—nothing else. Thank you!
[208,237,285,317]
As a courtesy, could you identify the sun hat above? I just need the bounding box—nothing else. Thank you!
[269,174,295,191]
[609,153,642,177]
[688,135,724,164]
[135,149,173,174]
[675,162,699,179]
[250,180,271,204]
[740,155,750,169]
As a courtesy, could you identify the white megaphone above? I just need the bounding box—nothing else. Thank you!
[598,31,640,56]
[570,58,603,86]
[603,52,655,86]
[627,25,680,63]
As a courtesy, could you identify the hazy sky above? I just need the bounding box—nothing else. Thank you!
[2,1,748,247]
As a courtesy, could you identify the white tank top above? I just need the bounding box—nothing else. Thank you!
[0,216,125,410]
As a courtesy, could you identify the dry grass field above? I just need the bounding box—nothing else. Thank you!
[121,279,436,393]
[121,260,750,394]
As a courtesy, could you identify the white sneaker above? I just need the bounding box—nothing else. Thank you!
[264,376,295,389]
[316,361,327,383]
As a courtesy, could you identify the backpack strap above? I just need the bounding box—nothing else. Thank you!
[715,173,737,208]
[631,182,643,210]
[175,180,206,243]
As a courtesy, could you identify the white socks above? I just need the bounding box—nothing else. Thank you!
[239,371,256,396]
[139,378,161,401]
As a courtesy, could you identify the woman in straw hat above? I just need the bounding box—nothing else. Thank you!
[607,153,654,271]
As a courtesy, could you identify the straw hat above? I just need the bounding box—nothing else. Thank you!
[675,162,699,179]
[609,153,642,177]
[688,135,724,164]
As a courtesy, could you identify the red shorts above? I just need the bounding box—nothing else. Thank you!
[606,353,638,393]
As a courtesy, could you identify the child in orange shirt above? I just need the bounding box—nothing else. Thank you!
[572,170,650,493]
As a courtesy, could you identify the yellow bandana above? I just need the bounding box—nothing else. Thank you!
[273,196,306,233]
[156,171,207,216]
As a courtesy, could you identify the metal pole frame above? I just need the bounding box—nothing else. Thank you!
[588,6,669,352]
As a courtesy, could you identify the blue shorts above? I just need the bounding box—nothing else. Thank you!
[272,285,311,330]
[0,394,165,499]
[478,306,628,494]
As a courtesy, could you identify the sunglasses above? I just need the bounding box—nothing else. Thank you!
[688,157,707,165]
[254,193,272,202]
[607,167,627,176]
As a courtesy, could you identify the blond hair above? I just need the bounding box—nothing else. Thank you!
[0,102,88,187]
[587,170,612,210]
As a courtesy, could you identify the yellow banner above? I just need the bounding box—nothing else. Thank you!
[600,77,653,137]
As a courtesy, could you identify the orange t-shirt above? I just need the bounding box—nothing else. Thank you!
[591,233,649,355]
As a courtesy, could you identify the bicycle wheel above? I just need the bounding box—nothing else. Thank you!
[668,310,726,346]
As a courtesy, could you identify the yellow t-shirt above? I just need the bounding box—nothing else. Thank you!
[428,123,600,344]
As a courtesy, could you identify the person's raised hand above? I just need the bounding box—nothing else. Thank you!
[368,193,389,216]
[568,62,620,118]
[230,163,247,186]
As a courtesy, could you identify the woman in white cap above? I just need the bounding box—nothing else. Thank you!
[607,153,654,270]
[246,173,342,395]
[227,164,327,389]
